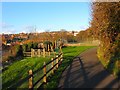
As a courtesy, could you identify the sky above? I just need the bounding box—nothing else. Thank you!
[1,2,92,34]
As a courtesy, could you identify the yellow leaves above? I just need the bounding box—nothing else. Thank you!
[116,60,120,68]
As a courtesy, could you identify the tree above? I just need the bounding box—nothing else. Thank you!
[91,2,120,76]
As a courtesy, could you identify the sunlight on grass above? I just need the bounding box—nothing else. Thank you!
[2,56,52,89]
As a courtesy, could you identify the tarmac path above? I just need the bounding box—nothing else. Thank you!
[58,48,120,88]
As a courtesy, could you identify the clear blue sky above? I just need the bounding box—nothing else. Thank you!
[1,2,92,34]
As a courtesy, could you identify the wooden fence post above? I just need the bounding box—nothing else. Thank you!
[43,62,47,83]
[29,69,33,89]
[43,48,45,57]
[31,48,33,57]
[54,52,56,58]
[51,58,54,74]
[60,46,62,53]
[59,53,63,65]
[56,55,59,69]
[48,44,51,56]
[48,44,49,52]
[61,53,63,62]
[38,49,40,57]
[51,45,54,52]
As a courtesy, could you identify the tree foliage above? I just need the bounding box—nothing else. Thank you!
[91,2,120,76]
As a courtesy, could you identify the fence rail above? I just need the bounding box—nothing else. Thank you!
[23,52,31,57]
[23,51,55,57]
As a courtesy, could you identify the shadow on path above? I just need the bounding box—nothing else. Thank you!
[58,48,119,88]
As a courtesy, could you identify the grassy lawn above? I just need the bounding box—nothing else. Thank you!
[2,46,95,89]
[1,55,53,89]
[42,46,95,88]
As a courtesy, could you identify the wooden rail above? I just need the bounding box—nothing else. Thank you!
[23,52,31,57]
[28,53,63,88]
[23,51,55,57]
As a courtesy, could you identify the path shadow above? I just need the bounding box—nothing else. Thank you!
[60,56,119,88]
[77,57,89,82]
[62,56,89,88]
[63,62,72,88]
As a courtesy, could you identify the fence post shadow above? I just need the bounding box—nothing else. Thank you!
[77,57,89,82]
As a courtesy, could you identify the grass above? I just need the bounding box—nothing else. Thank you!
[41,46,95,88]
[1,55,53,89]
[97,47,120,77]
[2,46,95,89]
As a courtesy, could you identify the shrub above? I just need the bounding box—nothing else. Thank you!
[8,56,15,61]
[33,42,38,49]
[22,44,28,52]
[27,42,33,51]
[15,45,24,58]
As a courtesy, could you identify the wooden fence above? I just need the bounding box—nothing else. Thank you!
[23,52,31,57]
[7,53,63,89]
[28,53,63,88]
[23,48,55,57]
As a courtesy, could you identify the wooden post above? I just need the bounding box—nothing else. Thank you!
[59,53,63,65]
[29,69,33,89]
[31,49,32,57]
[43,62,47,83]
[51,45,54,52]
[60,46,62,53]
[38,49,40,57]
[54,52,56,58]
[61,53,63,62]
[51,58,54,74]
[48,44,50,56]
[40,49,42,56]
[48,44,49,52]
[48,51,50,56]
[31,49,35,57]
[43,48,45,57]
[55,40,56,49]
[31,48,33,57]
[56,55,59,69]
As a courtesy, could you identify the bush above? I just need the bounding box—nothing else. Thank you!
[33,42,38,49]
[22,44,28,52]
[8,56,15,61]
[16,45,24,58]
[27,42,33,51]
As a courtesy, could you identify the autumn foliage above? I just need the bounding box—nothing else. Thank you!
[91,2,120,76]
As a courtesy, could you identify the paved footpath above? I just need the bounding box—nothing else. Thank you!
[58,48,120,88]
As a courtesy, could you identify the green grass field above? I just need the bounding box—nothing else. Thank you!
[2,46,95,89]
[2,55,53,89]
[42,46,95,88]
